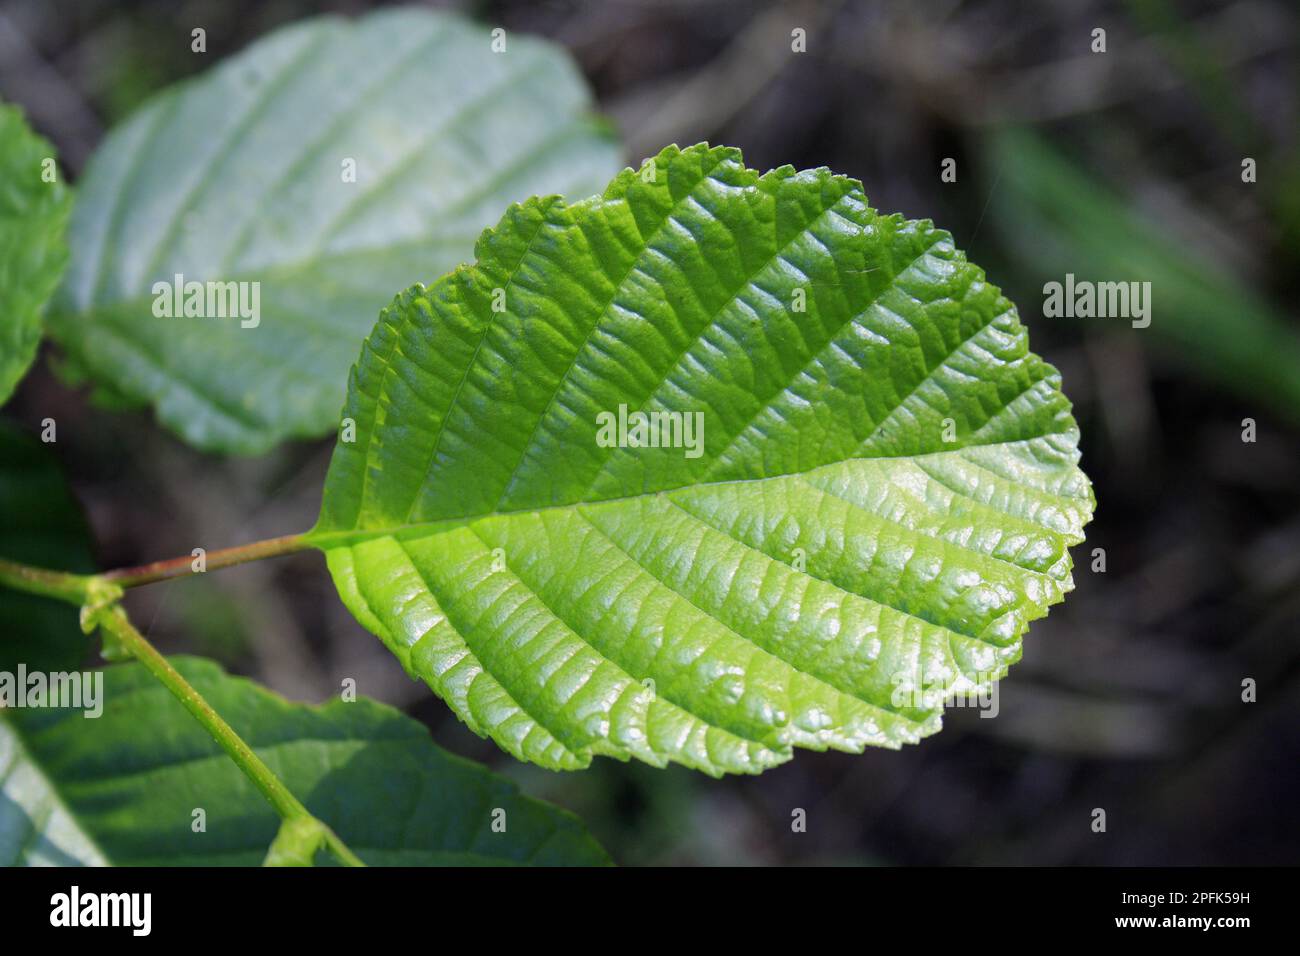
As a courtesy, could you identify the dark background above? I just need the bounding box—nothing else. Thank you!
[2,0,1297,864]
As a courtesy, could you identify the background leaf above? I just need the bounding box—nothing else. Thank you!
[1,657,610,866]
[48,8,621,454]
[0,421,94,675]
[311,143,1094,776]
[0,102,71,404]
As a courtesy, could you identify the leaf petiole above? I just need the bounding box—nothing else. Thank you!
[0,557,104,605]
[85,603,365,868]
[0,551,365,866]
[0,530,311,602]
[101,532,311,588]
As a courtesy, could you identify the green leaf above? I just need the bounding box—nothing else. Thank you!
[0,421,94,675]
[310,143,1095,776]
[1,657,610,866]
[48,8,621,454]
[0,102,72,404]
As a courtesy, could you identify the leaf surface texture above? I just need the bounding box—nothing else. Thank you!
[312,143,1095,775]
[48,9,620,453]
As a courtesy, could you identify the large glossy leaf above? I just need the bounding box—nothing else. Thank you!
[1,657,609,866]
[48,8,621,454]
[0,102,71,404]
[0,422,94,675]
[310,143,1095,776]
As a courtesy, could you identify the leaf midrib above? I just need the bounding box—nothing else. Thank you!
[54,104,600,320]
[308,433,1080,546]
[126,27,341,299]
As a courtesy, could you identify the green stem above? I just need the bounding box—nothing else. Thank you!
[1,538,361,868]
[0,539,362,866]
[0,557,102,605]
[89,603,365,868]
[101,532,311,588]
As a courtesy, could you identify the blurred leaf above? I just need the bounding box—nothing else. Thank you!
[986,128,1300,417]
[49,8,621,454]
[0,421,93,675]
[0,102,72,404]
[168,576,252,664]
[1,656,611,866]
[310,143,1094,776]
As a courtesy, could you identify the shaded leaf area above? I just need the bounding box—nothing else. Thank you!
[0,657,610,866]
[312,143,1093,776]
[0,102,71,404]
[48,7,621,454]
[0,421,94,675]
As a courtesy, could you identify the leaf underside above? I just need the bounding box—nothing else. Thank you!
[312,143,1094,776]
[0,658,609,866]
[0,103,71,404]
[47,8,621,454]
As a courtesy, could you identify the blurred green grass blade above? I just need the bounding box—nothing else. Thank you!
[986,128,1300,418]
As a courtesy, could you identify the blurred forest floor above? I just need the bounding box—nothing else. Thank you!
[2,0,1297,864]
